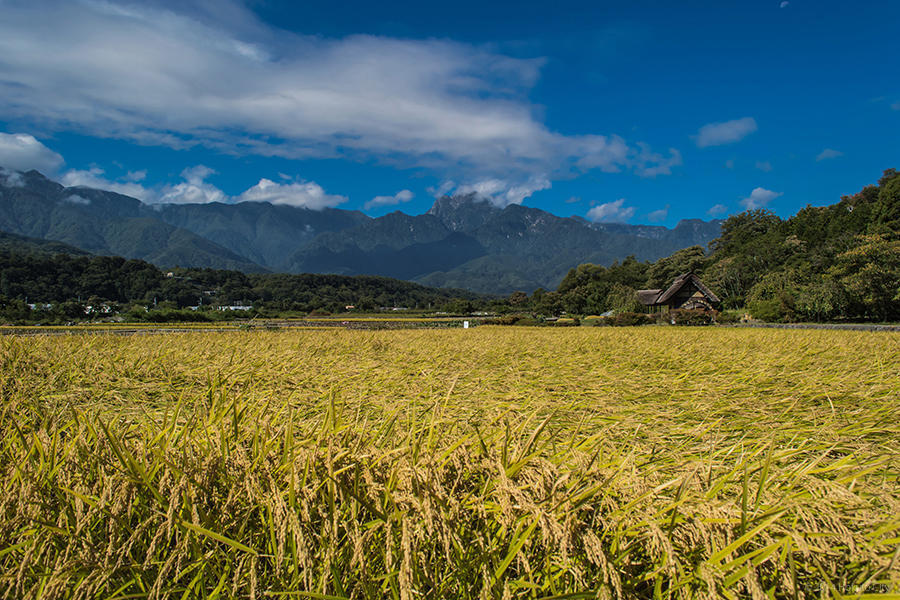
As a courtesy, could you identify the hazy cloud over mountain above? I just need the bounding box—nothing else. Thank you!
[586,199,635,223]
[455,178,552,208]
[238,178,347,209]
[365,190,414,210]
[61,167,152,201]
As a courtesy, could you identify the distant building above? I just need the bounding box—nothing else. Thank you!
[637,272,720,312]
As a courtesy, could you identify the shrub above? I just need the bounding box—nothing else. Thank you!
[716,310,742,324]
[669,308,717,326]
[747,299,786,323]
[483,314,526,325]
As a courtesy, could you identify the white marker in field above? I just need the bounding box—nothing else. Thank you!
[463,321,469,329]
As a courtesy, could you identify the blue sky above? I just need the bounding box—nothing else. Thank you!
[0,0,898,225]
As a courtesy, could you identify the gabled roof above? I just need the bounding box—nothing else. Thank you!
[636,289,662,305]
[656,272,720,304]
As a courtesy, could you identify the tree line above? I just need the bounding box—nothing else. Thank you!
[1,168,896,324]
[529,168,899,322]
[0,254,485,323]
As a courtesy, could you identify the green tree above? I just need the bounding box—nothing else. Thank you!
[831,234,900,321]
[645,246,708,289]
[871,169,900,233]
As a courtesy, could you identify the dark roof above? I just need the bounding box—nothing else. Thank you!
[656,272,720,304]
[636,289,662,305]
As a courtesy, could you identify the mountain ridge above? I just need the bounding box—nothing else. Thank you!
[0,168,722,294]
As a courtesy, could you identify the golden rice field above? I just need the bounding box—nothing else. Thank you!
[0,327,898,599]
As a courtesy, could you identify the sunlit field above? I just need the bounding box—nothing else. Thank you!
[1,327,897,599]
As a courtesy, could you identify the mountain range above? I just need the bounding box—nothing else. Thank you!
[0,168,722,294]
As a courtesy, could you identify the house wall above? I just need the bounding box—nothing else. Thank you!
[665,282,715,311]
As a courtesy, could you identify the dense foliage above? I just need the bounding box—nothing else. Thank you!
[546,169,900,322]
[0,252,483,323]
[1,169,896,323]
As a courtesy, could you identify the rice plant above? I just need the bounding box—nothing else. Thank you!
[0,328,897,599]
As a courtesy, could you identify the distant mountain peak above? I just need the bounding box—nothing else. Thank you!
[0,167,724,294]
[427,193,499,232]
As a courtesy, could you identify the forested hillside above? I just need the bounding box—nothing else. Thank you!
[0,251,482,323]
[0,169,721,294]
[546,169,899,321]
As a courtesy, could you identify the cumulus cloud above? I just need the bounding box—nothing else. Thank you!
[0,132,64,173]
[455,177,551,208]
[158,166,227,204]
[149,166,345,208]
[238,178,347,209]
[815,148,843,161]
[707,204,728,217]
[63,194,91,205]
[0,0,678,183]
[364,189,414,210]
[755,160,773,172]
[586,199,635,223]
[694,117,758,148]
[61,167,151,200]
[647,205,669,222]
[740,187,782,210]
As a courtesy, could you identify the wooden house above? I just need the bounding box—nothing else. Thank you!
[636,272,720,312]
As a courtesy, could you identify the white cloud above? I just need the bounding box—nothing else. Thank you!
[237,178,346,209]
[647,205,669,222]
[740,187,782,210]
[154,167,346,209]
[815,148,843,161]
[755,160,773,172]
[455,176,551,208]
[780,1,790,8]
[0,132,64,173]
[707,203,728,217]
[158,166,227,204]
[364,189,414,210]
[694,117,758,148]
[61,167,151,200]
[0,0,678,183]
[586,199,635,223]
